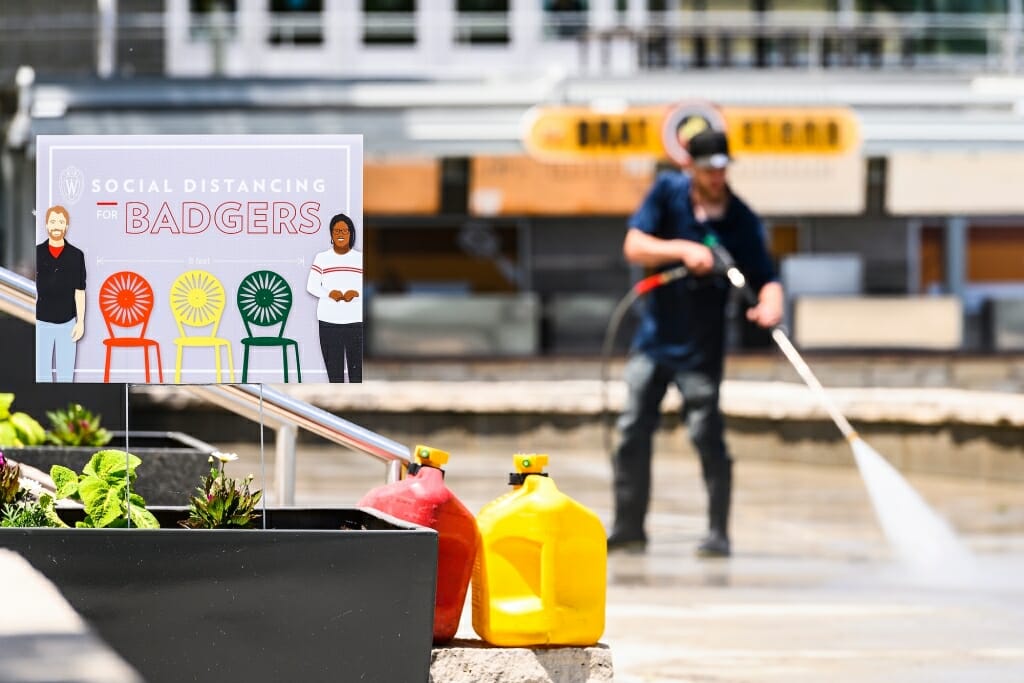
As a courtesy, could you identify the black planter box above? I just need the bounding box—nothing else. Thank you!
[0,507,438,683]
[4,431,214,505]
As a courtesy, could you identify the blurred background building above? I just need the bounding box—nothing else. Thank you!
[3,0,1024,359]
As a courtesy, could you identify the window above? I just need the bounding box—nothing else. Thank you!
[456,0,510,45]
[269,0,324,46]
[189,0,238,40]
[544,0,588,39]
[363,0,417,45]
[365,223,520,293]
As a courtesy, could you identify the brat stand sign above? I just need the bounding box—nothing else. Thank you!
[35,135,364,384]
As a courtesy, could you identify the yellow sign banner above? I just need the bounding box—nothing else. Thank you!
[722,107,861,157]
[521,106,667,160]
[522,104,860,161]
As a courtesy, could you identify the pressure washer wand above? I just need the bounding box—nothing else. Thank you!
[705,240,858,442]
[600,239,865,455]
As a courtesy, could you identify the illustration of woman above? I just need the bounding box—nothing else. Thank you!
[306,212,362,382]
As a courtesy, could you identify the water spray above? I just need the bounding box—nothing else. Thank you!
[601,240,976,579]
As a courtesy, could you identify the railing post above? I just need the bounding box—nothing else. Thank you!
[97,0,117,78]
[275,423,297,506]
[386,459,404,484]
[1008,0,1023,74]
[210,0,230,76]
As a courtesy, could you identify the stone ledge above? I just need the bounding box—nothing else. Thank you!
[430,640,613,683]
[0,550,143,683]
[134,380,1024,428]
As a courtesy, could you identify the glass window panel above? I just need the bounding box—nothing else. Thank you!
[189,0,238,40]
[363,0,417,45]
[456,0,510,44]
[544,1,588,40]
[268,0,324,46]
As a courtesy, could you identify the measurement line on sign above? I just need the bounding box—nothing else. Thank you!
[212,258,305,265]
[96,257,186,264]
[96,201,118,206]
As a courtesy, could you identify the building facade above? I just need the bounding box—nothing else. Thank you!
[3,1,1024,356]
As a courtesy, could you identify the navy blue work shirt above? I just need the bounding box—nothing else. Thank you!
[628,171,777,375]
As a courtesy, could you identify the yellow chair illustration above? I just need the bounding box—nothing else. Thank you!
[169,270,235,383]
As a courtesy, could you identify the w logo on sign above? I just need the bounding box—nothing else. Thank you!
[58,166,84,205]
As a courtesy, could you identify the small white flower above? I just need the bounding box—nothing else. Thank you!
[211,451,239,464]
[19,477,44,498]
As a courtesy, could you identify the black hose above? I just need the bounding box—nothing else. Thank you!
[598,239,747,457]
[599,266,688,457]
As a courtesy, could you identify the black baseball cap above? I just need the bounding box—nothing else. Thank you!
[687,130,731,169]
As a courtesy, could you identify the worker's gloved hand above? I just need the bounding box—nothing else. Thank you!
[704,238,736,276]
[679,241,715,275]
[746,281,784,329]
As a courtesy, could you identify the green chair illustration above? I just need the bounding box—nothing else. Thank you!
[237,270,301,383]
[169,269,236,383]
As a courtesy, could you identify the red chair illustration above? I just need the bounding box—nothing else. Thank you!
[99,271,164,383]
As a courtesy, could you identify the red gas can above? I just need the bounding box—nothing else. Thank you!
[357,445,479,644]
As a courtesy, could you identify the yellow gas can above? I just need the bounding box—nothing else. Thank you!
[472,453,607,647]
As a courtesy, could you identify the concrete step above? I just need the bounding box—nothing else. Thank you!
[0,550,143,683]
[431,641,613,683]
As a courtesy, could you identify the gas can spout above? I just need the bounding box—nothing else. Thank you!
[409,445,449,477]
[508,453,550,486]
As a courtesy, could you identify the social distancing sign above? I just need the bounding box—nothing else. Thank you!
[35,135,364,384]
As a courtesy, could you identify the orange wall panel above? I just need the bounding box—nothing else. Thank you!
[968,227,1024,283]
[364,159,441,215]
[469,155,655,216]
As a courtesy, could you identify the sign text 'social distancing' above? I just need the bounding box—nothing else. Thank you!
[35,135,364,384]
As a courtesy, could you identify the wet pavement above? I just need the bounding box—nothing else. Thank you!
[221,439,1024,683]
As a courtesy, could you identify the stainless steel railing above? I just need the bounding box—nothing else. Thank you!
[0,265,410,503]
[186,384,410,502]
[0,268,37,324]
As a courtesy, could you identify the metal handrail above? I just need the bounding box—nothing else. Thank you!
[186,384,410,497]
[0,265,410,503]
[0,268,37,324]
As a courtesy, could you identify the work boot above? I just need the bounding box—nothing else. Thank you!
[606,530,647,554]
[699,455,732,559]
[695,530,730,558]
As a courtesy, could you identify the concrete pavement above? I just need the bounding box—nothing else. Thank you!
[220,439,1024,683]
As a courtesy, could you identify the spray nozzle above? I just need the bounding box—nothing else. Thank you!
[702,234,733,274]
[703,238,759,305]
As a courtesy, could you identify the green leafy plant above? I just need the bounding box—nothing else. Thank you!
[0,393,47,447]
[50,450,159,529]
[181,451,263,529]
[45,403,113,448]
[1,494,61,528]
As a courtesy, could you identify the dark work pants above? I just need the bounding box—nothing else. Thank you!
[319,321,363,383]
[611,353,733,541]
